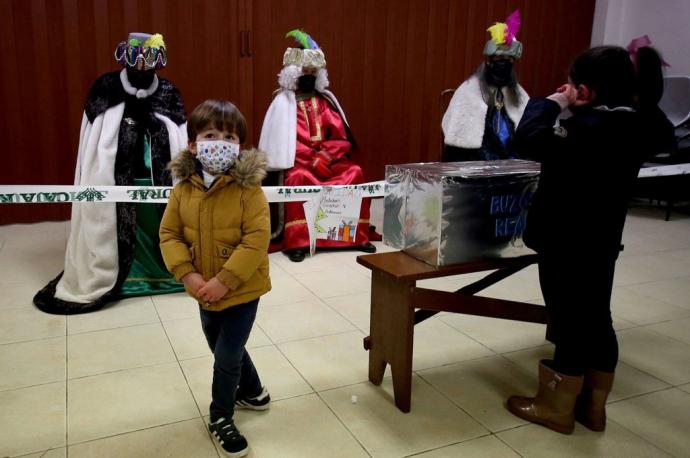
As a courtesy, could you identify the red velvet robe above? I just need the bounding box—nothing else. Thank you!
[283,93,370,250]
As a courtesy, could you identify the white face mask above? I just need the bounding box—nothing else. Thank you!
[195,140,240,174]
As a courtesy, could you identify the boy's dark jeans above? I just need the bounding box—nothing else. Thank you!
[199,299,263,422]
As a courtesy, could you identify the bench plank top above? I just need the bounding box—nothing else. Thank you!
[356,251,538,282]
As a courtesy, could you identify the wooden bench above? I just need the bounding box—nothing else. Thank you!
[357,251,546,413]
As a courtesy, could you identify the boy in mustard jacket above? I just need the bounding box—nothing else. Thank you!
[160,99,271,457]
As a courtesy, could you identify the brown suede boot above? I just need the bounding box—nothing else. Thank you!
[575,369,615,431]
[507,360,584,434]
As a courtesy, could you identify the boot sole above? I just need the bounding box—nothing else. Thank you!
[575,414,606,432]
[507,403,575,435]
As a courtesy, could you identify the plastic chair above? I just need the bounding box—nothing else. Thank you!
[659,76,690,127]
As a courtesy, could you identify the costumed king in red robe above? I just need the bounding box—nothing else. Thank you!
[259,30,376,262]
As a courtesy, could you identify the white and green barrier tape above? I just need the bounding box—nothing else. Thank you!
[0,181,387,204]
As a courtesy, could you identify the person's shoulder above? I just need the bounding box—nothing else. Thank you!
[84,71,126,122]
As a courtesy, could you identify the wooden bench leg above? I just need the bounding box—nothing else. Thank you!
[367,271,414,412]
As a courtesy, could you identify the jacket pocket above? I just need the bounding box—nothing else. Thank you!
[214,242,235,275]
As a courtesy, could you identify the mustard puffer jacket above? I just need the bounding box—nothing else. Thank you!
[159,148,271,311]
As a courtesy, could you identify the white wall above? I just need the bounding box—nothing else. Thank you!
[592,0,690,76]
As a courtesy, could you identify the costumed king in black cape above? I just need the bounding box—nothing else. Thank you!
[34,33,187,314]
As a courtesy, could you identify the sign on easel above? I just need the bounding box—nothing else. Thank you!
[303,186,363,256]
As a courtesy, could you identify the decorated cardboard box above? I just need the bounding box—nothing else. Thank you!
[383,160,540,266]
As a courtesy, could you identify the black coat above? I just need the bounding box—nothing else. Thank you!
[515,98,671,258]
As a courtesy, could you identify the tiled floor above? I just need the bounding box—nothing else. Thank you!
[1,203,690,457]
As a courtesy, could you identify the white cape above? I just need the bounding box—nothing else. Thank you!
[442,75,529,149]
[55,105,187,304]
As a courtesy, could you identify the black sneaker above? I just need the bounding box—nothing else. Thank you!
[208,417,248,457]
[235,386,271,411]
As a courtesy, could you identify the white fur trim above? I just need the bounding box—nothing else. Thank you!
[278,65,301,91]
[56,104,124,303]
[315,68,329,92]
[277,65,329,92]
[259,90,297,170]
[119,69,159,99]
[442,75,529,148]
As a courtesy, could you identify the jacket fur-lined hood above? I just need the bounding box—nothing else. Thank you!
[168,147,268,187]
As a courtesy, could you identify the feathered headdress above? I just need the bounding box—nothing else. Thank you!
[282,29,326,69]
[114,32,167,70]
[484,10,523,59]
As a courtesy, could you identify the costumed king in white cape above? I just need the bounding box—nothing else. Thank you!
[442,10,529,161]
[34,33,187,314]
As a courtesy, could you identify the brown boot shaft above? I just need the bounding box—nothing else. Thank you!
[575,369,615,431]
[507,360,583,435]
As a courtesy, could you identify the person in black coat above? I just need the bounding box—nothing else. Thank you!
[506,45,674,435]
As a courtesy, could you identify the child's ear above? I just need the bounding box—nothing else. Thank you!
[188,140,197,155]
[576,84,592,102]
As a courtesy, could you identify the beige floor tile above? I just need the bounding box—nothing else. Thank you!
[0,282,46,310]
[162,317,212,360]
[295,267,371,298]
[497,419,670,457]
[257,298,355,343]
[278,330,369,391]
[411,318,494,371]
[414,435,520,457]
[0,382,66,457]
[0,337,65,391]
[645,317,690,345]
[21,447,66,458]
[679,383,690,394]
[322,291,372,330]
[260,272,320,306]
[67,323,176,379]
[67,362,199,443]
[68,418,217,458]
[418,355,535,432]
[477,275,543,303]
[612,315,639,331]
[618,327,690,385]
[503,345,670,402]
[0,242,66,286]
[415,270,495,295]
[611,286,690,325]
[181,345,313,416]
[67,296,159,335]
[0,305,65,345]
[152,292,198,321]
[270,248,356,274]
[625,277,690,310]
[439,313,548,354]
[0,221,67,238]
[614,251,690,287]
[232,393,369,457]
[501,344,555,375]
[247,323,273,348]
[320,375,488,457]
[608,388,690,458]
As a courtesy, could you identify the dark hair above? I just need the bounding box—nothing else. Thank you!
[569,46,636,108]
[635,46,665,108]
[187,99,247,143]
